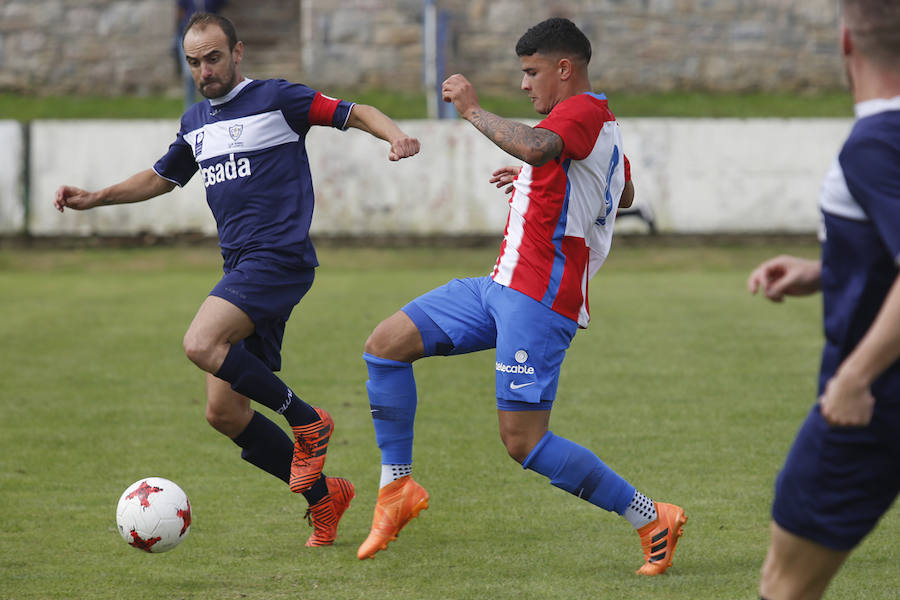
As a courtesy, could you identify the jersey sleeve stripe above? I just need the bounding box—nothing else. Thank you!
[152,166,185,187]
[309,92,342,126]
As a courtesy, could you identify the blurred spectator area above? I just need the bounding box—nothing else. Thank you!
[0,0,844,97]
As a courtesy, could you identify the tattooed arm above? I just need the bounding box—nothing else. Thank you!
[441,74,562,167]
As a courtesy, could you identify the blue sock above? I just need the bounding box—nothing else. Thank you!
[521,431,635,514]
[364,352,417,464]
[216,344,319,427]
[231,411,292,483]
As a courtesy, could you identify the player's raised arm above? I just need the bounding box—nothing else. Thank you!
[54,169,176,213]
[442,74,562,167]
[345,104,420,161]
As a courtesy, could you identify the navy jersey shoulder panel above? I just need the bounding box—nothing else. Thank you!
[838,110,900,261]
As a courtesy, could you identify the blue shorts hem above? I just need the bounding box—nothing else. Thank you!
[497,398,554,411]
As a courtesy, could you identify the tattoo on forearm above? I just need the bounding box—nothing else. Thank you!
[468,109,562,165]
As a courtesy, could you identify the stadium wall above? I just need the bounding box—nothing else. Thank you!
[2,118,849,239]
[1,1,843,96]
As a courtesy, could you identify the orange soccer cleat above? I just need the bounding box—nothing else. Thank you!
[290,407,334,494]
[635,502,687,575]
[357,475,429,559]
[304,477,355,547]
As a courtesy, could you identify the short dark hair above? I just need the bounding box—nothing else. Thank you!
[515,18,591,64]
[842,0,900,66]
[183,12,239,50]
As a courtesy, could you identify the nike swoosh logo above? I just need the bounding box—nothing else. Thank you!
[509,381,536,390]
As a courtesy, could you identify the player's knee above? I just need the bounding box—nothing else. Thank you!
[205,402,243,437]
[500,432,532,464]
[363,326,385,357]
[183,331,216,372]
[364,317,419,362]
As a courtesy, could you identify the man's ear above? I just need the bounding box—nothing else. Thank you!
[558,57,573,81]
[232,40,244,65]
[840,21,853,57]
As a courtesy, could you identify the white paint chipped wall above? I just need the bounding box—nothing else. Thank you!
[6,117,851,239]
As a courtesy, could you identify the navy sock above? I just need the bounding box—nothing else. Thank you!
[216,344,319,427]
[302,475,328,505]
[232,413,328,504]
[232,411,292,483]
[522,431,635,514]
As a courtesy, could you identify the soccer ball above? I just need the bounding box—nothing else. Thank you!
[115,477,192,553]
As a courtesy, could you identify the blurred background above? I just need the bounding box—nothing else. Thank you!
[1,0,845,98]
[0,0,853,242]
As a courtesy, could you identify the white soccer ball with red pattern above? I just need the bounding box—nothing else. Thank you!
[115,477,191,553]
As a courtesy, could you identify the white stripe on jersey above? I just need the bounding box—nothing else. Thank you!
[185,110,300,163]
[820,156,867,222]
[493,164,533,285]
[565,121,623,239]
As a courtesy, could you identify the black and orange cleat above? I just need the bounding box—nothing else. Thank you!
[635,502,687,575]
[290,407,334,494]
[304,477,355,547]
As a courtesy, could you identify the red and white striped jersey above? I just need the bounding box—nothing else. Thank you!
[490,92,630,328]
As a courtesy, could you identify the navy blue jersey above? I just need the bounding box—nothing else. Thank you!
[819,97,900,400]
[153,78,354,270]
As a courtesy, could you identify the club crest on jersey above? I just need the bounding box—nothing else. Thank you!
[193,131,204,157]
[228,124,245,149]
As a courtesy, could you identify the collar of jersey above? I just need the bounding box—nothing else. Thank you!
[854,94,900,119]
[209,78,254,106]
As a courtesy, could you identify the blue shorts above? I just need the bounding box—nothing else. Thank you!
[210,258,315,372]
[772,402,900,551]
[403,276,578,411]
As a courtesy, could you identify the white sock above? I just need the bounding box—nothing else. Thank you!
[380,464,411,488]
[623,490,657,529]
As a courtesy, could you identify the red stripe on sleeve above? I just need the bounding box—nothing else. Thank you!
[309,92,341,126]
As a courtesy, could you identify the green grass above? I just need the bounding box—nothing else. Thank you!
[1,242,895,599]
[0,89,853,121]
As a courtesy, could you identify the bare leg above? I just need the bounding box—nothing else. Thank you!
[183,295,255,374]
[365,310,425,362]
[759,521,849,600]
[205,373,253,438]
[497,409,551,463]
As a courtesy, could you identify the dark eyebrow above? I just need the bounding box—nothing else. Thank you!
[185,49,224,62]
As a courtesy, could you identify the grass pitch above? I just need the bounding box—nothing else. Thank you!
[0,242,896,599]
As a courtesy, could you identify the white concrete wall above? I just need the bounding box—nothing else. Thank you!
[29,120,214,237]
[19,117,853,238]
[0,121,25,234]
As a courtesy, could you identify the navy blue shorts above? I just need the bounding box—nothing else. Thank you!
[404,276,578,411]
[772,401,900,551]
[210,258,315,371]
